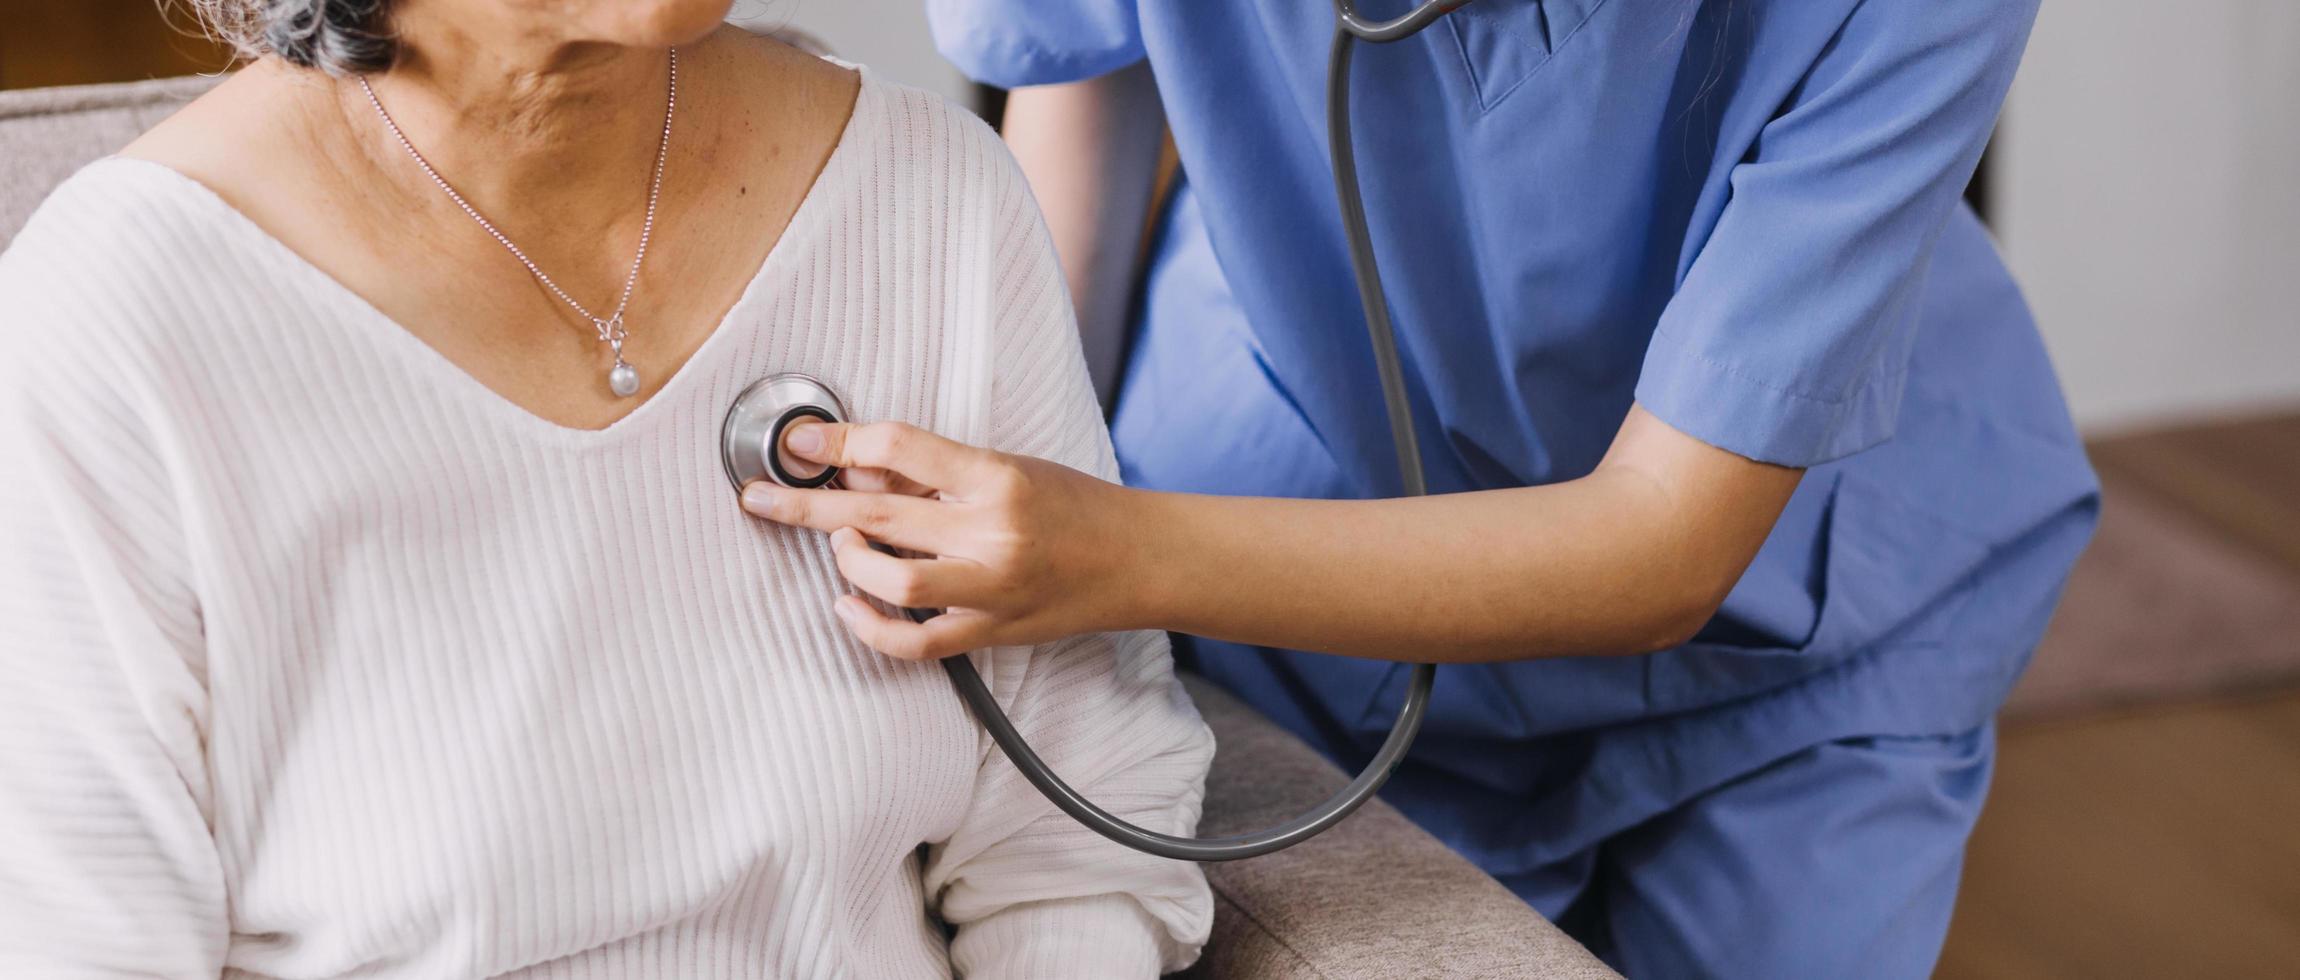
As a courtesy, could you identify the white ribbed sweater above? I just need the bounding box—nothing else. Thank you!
[0,71,1212,979]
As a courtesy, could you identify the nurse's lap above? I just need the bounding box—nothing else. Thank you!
[1506,724,1994,979]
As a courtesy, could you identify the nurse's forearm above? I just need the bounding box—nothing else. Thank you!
[1135,480,1704,661]
[1000,63,1166,397]
[1131,408,1803,663]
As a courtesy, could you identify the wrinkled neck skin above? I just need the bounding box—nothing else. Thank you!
[323,3,698,242]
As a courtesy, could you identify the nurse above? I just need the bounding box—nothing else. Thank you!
[742,1,2100,975]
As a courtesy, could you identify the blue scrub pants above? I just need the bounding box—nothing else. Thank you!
[1501,724,1996,979]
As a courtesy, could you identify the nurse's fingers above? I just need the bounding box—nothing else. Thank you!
[832,595,989,661]
[826,527,982,610]
[740,482,955,555]
[782,422,998,494]
[836,466,934,498]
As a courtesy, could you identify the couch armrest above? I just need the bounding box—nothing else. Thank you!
[1176,675,1618,980]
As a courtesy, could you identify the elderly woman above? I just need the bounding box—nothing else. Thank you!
[0,1,1212,977]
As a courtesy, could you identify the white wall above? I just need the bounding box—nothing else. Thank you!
[1997,1,2300,433]
[727,0,973,107]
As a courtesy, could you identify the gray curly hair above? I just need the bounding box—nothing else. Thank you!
[186,0,397,75]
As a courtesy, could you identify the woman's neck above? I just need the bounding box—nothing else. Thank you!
[342,15,679,242]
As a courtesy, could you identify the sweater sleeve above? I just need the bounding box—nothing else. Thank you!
[922,147,1215,979]
[0,221,231,976]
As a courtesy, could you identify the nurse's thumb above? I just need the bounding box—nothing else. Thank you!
[782,422,836,462]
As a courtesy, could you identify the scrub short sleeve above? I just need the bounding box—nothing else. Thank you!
[925,0,1144,88]
[1636,0,2040,467]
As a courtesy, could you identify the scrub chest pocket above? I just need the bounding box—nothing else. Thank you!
[1445,0,1615,110]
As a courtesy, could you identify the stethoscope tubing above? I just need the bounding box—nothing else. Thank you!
[919,2,1457,863]
[936,624,1435,861]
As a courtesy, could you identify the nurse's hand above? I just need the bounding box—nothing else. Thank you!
[738,421,1152,660]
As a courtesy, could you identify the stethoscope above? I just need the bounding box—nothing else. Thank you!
[722,0,1467,861]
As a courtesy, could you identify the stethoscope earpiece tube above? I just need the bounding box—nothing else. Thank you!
[898,4,1455,863]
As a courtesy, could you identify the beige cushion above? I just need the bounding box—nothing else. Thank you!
[1182,677,1618,979]
[0,72,1613,979]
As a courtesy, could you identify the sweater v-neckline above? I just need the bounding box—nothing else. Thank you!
[95,67,875,445]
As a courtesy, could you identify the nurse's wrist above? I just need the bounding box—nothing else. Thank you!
[1108,486,1201,635]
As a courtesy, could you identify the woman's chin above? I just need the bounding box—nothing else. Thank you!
[603,0,735,49]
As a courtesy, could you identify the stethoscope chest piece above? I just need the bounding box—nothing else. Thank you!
[721,373,848,493]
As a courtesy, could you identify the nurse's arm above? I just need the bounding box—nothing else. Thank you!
[999,63,1166,397]
[744,405,1801,664]
[1147,403,1798,661]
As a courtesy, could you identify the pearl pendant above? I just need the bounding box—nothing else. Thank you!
[608,360,641,398]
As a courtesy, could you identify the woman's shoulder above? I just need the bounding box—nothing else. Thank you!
[31,61,313,280]
[695,29,1028,252]
[755,41,1027,227]
[849,67,1003,158]
[0,157,247,329]
[0,152,330,428]
[690,28,1036,239]
[0,160,239,444]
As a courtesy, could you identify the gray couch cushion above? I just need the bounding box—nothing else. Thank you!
[1182,677,1618,979]
[1,74,222,247]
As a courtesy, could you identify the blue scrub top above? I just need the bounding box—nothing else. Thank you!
[929,0,2099,877]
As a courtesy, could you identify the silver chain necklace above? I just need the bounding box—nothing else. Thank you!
[357,48,678,399]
